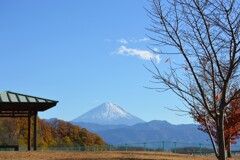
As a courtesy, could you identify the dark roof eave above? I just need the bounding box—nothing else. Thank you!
[0,101,58,112]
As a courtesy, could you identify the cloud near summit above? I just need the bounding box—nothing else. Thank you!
[116,45,161,63]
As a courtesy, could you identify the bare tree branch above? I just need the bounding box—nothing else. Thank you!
[146,0,240,159]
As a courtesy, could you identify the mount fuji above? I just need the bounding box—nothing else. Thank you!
[70,102,211,145]
[71,102,145,126]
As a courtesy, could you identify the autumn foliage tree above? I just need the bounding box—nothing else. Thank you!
[147,0,240,159]
[47,119,105,147]
[0,118,19,145]
[226,95,240,147]
[0,117,106,149]
[194,90,240,157]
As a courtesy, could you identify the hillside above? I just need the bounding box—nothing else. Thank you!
[0,117,106,149]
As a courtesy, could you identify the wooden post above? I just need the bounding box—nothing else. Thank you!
[33,111,37,151]
[28,111,31,151]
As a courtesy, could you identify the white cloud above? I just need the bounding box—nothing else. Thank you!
[138,37,150,42]
[116,45,161,63]
[129,37,150,43]
[118,38,128,44]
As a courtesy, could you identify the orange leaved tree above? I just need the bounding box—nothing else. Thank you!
[194,91,240,158]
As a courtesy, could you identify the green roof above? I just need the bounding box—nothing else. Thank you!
[0,91,58,103]
[0,91,58,112]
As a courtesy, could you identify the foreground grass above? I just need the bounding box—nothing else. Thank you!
[0,151,223,160]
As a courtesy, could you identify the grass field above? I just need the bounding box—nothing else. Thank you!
[0,151,226,160]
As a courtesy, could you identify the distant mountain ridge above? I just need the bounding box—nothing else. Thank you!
[71,102,145,125]
[74,120,210,145]
[72,122,128,132]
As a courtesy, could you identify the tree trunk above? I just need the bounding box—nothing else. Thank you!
[227,141,232,158]
[217,116,226,160]
[218,131,226,160]
[205,119,219,157]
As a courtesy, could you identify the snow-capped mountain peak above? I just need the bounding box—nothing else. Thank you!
[100,102,128,118]
[71,102,145,126]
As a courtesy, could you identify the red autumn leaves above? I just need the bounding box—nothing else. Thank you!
[194,92,240,151]
[165,58,188,71]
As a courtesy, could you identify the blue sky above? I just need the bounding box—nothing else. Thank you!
[0,0,194,124]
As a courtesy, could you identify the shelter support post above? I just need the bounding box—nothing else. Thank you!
[28,111,31,151]
[33,111,38,151]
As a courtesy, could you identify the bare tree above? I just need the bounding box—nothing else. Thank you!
[146,0,240,159]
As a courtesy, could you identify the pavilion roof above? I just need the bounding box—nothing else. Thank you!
[0,91,58,114]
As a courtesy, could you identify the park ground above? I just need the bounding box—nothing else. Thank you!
[0,151,239,160]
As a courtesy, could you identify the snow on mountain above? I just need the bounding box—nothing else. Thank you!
[71,102,145,126]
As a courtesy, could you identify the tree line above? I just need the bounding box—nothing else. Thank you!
[0,117,106,149]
